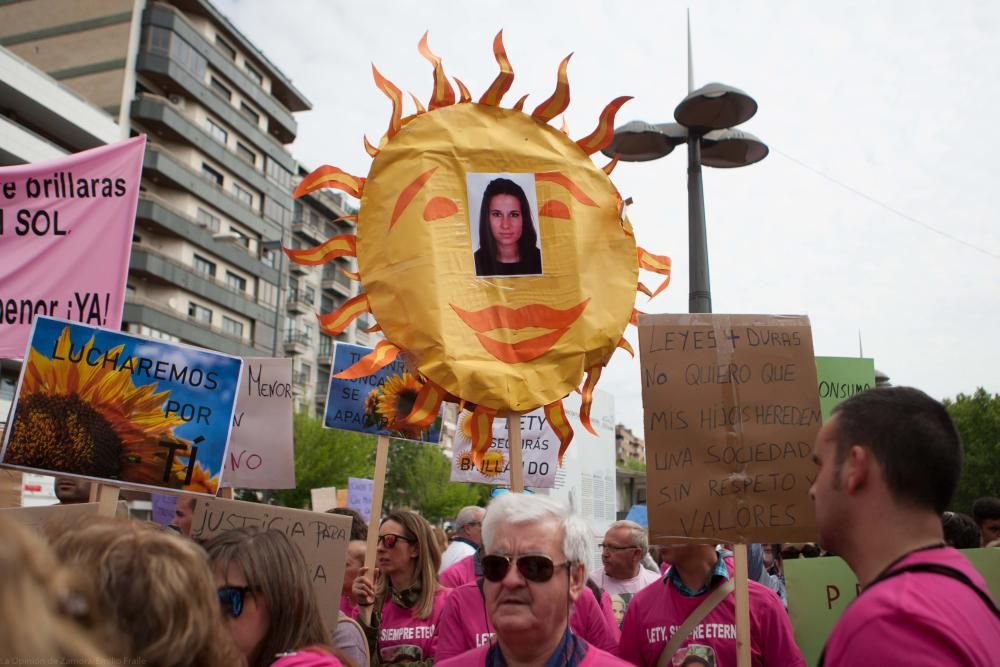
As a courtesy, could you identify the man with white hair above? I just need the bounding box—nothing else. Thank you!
[591,520,660,626]
[437,492,630,666]
[440,504,485,572]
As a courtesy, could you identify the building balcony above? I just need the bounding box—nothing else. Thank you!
[123,295,261,357]
[285,294,312,314]
[283,333,310,355]
[289,260,308,275]
[292,371,310,386]
[322,267,354,297]
[291,218,327,244]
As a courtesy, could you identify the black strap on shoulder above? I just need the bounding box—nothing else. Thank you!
[817,562,998,667]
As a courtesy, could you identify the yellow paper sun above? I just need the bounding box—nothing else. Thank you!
[287,32,671,466]
[6,327,189,485]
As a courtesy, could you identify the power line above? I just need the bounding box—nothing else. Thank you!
[772,147,1000,262]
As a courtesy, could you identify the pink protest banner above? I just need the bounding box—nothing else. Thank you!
[0,136,146,358]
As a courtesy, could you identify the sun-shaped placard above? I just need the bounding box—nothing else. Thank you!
[286,32,670,466]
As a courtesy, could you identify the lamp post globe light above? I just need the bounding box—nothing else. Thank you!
[602,28,768,314]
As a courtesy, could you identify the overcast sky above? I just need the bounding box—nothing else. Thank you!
[217,1,1000,435]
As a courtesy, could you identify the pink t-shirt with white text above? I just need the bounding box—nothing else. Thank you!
[436,639,632,667]
[376,587,449,663]
[339,594,359,619]
[617,578,804,667]
[822,547,1000,667]
[439,554,476,589]
[435,581,619,661]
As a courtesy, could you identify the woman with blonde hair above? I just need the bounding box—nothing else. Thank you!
[0,517,106,662]
[353,510,449,665]
[51,518,242,666]
[204,527,352,667]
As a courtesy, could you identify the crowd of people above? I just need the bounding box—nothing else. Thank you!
[2,386,998,666]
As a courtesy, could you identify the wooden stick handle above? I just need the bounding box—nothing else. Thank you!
[364,434,390,572]
[507,414,523,493]
[734,543,751,667]
[95,483,120,517]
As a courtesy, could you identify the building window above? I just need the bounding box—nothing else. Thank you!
[202,163,224,187]
[303,323,314,344]
[301,362,312,378]
[210,76,232,101]
[287,275,299,301]
[236,142,256,166]
[259,280,277,307]
[245,62,263,85]
[319,334,333,358]
[206,117,228,144]
[264,198,291,226]
[188,302,212,323]
[215,35,237,61]
[304,285,315,305]
[193,254,216,277]
[239,102,260,125]
[169,35,206,79]
[196,208,221,232]
[266,157,292,189]
[225,271,247,292]
[222,316,244,338]
[228,228,250,249]
[232,183,253,207]
[261,248,276,269]
[146,26,170,55]
[126,323,179,343]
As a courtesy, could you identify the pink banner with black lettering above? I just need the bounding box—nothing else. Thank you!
[0,135,145,358]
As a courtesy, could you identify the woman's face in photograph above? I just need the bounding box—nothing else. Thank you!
[488,194,523,247]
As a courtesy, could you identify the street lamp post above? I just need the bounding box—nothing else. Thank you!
[602,17,768,313]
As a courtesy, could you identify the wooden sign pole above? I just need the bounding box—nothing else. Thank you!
[364,434,390,572]
[507,414,524,493]
[94,483,120,517]
[219,487,233,499]
[734,543,751,667]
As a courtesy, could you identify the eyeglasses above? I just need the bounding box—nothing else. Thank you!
[481,554,570,583]
[377,533,416,549]
[217,586,258,618]
[599,542,639,552]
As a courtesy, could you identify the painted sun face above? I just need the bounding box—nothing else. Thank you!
[287,32,671,461]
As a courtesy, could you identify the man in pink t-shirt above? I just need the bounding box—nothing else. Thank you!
[437,493,630,666]
[591,520,660,627]
[439,551,479,588]
[811,387,1000,666]
[618,544,804,667]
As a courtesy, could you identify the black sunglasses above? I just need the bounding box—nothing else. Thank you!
[378,533,416,549]
[217,585,258,618]
[481,554,570,583]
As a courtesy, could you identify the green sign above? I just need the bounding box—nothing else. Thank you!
[814,357,876,420]
[784,549,1000,666]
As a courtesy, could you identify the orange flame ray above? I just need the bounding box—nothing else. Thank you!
[630,308,645,327]
[317,293,370,336]
[576,96,633,155]
[479,31,514,106]
[637,281,653,298]
[637,247,672,298]
[545,399,575,466]
[535,171,598,207]
[409,92,427,114]
[423,196,459,221]
[363,135,380,158]
[560,116,569,135]
[538,200,570,219]
[333,340,401,380]
[390,166,438,230]
[513,94,529,111]
[532,53,573,123]
[454,77,472,103]
[338,265,360,282]
[400,379,446,430]
[603,154,620,175]
[616,337,635,358]
[282,234,356,266]
[372,64,404,139]
[418,32,456,110]
[294,165,365,199]
[470,405,498,468]
[579,365,603,436]
[364,322,382,333]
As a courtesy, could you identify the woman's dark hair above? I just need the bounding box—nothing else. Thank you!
[477,178,538,262]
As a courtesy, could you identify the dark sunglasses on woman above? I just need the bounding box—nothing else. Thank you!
[481,554,570,583]
[377,533,416,549]
[217,585,258,618]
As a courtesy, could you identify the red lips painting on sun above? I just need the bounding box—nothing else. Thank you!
[285,32,670,463]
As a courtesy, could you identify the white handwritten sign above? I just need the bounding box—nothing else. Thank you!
[190,498,351,631]
[223,358,294,489]
[347,477,374,522]
[450,408,559,488]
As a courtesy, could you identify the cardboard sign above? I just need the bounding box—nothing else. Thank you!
[324,342,442,444]
[1,317,242,496]
[450,407,558,488]
[638,314,822,544]
[0,501,127,531]
[190,497,351,632]
[814,357,876,420]
[0,136,145,358]
[784,549,1000,667]
[223,358,295,489]
[151,493,177,526]
[347,477,374,522]
[311,486,339,513]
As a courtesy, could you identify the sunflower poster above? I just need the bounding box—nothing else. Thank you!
[450,407,558,488]
[324,342,442,444]
[0,316,242,495]
[0,136,145,358]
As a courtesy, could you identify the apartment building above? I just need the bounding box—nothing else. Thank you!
[615,423,645,464]
[1,0,364,414]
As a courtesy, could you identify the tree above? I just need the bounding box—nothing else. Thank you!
[944,388,1000,514]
